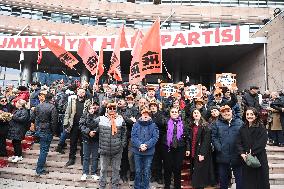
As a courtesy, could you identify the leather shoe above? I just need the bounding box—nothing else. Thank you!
[65,159,75,167]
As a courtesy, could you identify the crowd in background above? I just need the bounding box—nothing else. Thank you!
[0,79,283,189]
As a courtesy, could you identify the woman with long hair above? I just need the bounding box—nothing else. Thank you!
[189,108,215,189]
[161,107,190,189]
[236,107,270,189]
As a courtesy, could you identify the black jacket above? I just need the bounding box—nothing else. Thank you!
[32,102,58,135]
[8,108,30,140]
[0,103,14,136]
[79,112,99,143]
[117,106,139,139]
[270,97,284,126]
[242,92,261,112]
[236,124,270,189]
[151,111,167,144]
[190,124,215,188]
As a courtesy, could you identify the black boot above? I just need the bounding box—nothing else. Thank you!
[65,159,75,167]
[55,145,65,154]
[130,172,135,181]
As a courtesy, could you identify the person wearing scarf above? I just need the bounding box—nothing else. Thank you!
[162,107,190,189]
[97,102,127,189]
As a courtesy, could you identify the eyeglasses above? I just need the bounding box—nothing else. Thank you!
[108,107,116,110]
[0,99,7,102]
[171,111,178,113]
[215,94,222,97]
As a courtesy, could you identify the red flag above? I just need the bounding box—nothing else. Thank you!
[94,45,105,91]
[37,45,42,65]
[77,39,99,75]
[42,36,78,69]
[139,18,162,76]
[129,30,143,84]
[108,25,126,81]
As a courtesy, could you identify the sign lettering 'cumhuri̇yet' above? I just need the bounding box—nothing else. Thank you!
[0,26,249,51]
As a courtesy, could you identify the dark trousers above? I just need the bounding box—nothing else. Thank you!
[69,126,83,160]
[12,139,22,157]
[0,135,7,156]
[162,145,185,189]
[82,141,99,175]
[151,142,163,180]
[271,130,284,145]
[120,144,129,177]
[218,163,242,189]
[36,133,53,174]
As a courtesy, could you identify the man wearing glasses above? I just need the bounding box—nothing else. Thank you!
[96,102,127,189]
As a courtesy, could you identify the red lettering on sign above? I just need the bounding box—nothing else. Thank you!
[7,38,22,48]
[67,39,77,50]
[102,38,115,49]
[235,26,240,42]
[221,29,233,42]
[161,35,171,46]
[87,38,97,48]
[172,33,186,46]
[50,39,60,46]
[215,28,220,43]
[0,38,7,48]
[188,32,200,45]
[38,39,47,49]
[24,37,36,49]
[202,31,213,44]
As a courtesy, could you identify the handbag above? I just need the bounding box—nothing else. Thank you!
[245,150,261,168]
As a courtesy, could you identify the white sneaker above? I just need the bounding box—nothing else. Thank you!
[11,156,23,163]
[81,174,87,181]
[8,156,16,162]
[91,174,100,181]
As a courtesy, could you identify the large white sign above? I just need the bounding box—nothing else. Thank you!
[0,26,249,51]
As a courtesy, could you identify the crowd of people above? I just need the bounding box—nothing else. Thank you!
[0,79,283,189]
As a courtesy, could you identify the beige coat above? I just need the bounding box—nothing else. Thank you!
[271,112,282,131]
[63,96,91,132]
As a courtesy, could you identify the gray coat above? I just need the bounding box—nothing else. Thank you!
[8,108,30,140]
[96,115,127,156]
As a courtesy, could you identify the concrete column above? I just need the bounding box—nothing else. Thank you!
[21,52,33,86]
[80,67,90,83]
[173,50,181,83]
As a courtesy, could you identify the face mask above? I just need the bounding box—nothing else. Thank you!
[128,103,134,108]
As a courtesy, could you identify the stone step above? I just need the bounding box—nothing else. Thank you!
[268,154,284,163]
[266,146,284,155]
[23,149,81,162]
[0,167,164,189]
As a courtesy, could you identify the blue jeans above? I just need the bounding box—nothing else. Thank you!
[58,130,68,147]
[218,163,242,189]
[36,133,53,174]
[82,141,99,175]
[134,154,153,189]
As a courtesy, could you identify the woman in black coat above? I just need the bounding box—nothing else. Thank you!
[236,107,270,189]
[0,96,14,157]
[7,99,30,163]
[189,108,215,189]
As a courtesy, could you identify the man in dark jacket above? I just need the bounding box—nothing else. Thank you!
[270,95,284,147]
[149,100,167,184]
[211,105,243,189]
[242,86,261,112]
[32,92,58,176]
[30,82,41,108]
[97,102,127,189]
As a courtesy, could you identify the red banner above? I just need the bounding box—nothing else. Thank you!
[77,39,99,75]
[108,25,126,81]
[129,30,143,84]
[94,45,105,91]
[139,18,162,76]
[42,36,78,69]
[37,45,42,65]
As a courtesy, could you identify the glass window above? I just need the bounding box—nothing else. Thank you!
[209,22,221,28]
[42,12,51,21]
[51,13,62,23]
[62,14,71,23]
[31,10,43,19]
[106,19,126,28]
[239,0,249,6]
[89,17,97,26]
[11,7,21,16]
[21,9,31,19]
[71,15,80,23]
[170,22,181,30]
[0,5,11,16]
[79,16,90,25]
[97,18,107,26]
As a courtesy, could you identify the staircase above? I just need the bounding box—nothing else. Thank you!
[1,137,284,189]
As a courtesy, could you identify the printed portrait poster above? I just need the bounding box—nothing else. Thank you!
[160,83,178,97]
[184,84,203,99]
[216,73,237,90]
